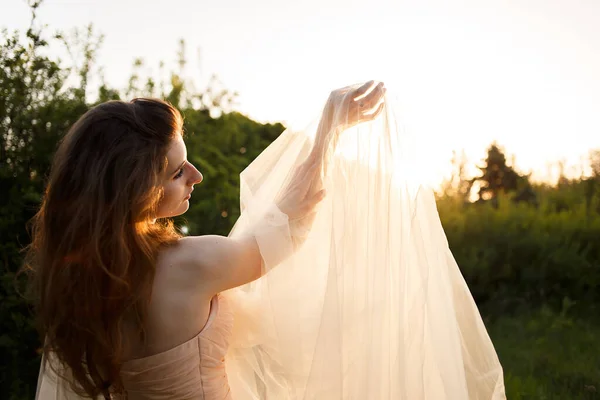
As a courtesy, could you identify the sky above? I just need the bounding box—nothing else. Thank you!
[2,0,599,187]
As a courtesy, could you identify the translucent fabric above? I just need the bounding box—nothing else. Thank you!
[36,351,83,399]
[223,83,506,399]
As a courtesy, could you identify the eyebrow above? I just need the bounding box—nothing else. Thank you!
[170,160,186,176]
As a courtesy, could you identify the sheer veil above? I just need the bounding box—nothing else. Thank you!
[35,82,505,399]
[223,82,505,399]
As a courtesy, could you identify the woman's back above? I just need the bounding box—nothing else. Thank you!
[121,245,215,359]
[118,246,234,399]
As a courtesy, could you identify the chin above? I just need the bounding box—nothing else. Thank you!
[173,201,190,217]
[157,200,190,219]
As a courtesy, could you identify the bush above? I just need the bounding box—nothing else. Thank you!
[438,191,600,316]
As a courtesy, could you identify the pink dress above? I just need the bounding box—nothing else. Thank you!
[119,294,234,399]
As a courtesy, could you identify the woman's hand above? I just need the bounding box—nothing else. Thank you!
[321,80,387,133]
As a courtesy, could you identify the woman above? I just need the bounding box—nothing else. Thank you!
[30,82,391,399]
[32,80,506,399]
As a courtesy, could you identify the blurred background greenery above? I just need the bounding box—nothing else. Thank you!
[1,3,598,399]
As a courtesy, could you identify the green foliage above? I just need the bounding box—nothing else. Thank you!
[438,188,600,315]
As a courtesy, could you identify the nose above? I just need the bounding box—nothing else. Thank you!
[185,161,203,186]
[189,165,202,185]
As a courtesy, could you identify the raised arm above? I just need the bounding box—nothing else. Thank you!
[180,81,387,295]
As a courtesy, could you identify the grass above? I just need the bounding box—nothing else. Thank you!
[486,306,600,399]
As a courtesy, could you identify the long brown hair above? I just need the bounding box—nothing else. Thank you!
[23,98,184,398]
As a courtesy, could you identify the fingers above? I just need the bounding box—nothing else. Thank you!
[324,80,386,133]
[369,101,386,118]
[353,80,376,100]
[355,85,385,120]
[361,82,385,108]
[350,82,385,116]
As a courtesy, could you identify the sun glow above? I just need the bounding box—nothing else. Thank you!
[2,0,598,189]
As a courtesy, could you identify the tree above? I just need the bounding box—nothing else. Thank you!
[472,143,536,206]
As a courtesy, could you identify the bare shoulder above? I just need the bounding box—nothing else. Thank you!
[154,235,219,294]
[156,234,263,295]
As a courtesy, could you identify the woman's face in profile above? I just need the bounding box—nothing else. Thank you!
[156,134,203,219]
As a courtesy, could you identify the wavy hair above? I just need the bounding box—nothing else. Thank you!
[22,98,184,398]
